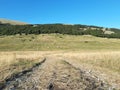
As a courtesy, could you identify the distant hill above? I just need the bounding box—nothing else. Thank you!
[0,19,120,38]
[0,18,27,25]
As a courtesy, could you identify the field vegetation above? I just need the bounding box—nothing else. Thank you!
[0,34,120,89]
[0,34,120,51]
[0,51,45,86]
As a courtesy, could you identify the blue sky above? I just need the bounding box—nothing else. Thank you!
[0,0,120,28]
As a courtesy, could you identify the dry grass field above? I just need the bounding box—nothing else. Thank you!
[62,51,120,88]
[0,51,45,85]
[0,51,120,89]
[0,34,120,89]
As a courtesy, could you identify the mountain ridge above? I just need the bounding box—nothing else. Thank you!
[0,18,120,38]
[0,18,27,25]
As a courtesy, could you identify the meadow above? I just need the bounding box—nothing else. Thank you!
[0,34,120,51]
[0,34,120,88]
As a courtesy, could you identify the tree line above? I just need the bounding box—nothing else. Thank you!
[0,23,120,38]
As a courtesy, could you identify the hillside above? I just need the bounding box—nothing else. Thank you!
[0,34,120,89]
[0,34,120,51]
[0,23,120,38]
[0,18,120,38]
[0,18,27,25]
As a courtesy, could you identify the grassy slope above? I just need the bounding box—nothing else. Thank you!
[0,18,27,25]
[0,34,120,88]
[0,34,120,51]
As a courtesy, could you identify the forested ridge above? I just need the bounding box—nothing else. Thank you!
[0,23,120,38]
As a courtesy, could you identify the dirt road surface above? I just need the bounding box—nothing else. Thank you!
[0,56,114,90]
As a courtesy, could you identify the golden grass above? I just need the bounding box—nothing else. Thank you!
[0,34,120,88]
[0,18,27,25]
[0,53,16,67]
[0,51,120,88]
[62,51,120,73]
[0,51,45,83]
[60,51,120,87]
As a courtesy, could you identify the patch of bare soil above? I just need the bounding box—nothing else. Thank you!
[0,57,113,90]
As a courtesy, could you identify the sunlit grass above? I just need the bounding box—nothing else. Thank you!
[0,34,120,88]
[63,52,120,73]
[0,34,120,51]
[61,51,120,87]
[0,52,44,83]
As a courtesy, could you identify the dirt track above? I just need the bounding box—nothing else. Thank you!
[1,56,112,90]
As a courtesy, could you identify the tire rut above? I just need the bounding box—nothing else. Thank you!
[1,57,112,90]
[60,60,110,90]
[0,58,46,90]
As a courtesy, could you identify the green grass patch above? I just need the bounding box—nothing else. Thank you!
[0,34,120,51]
